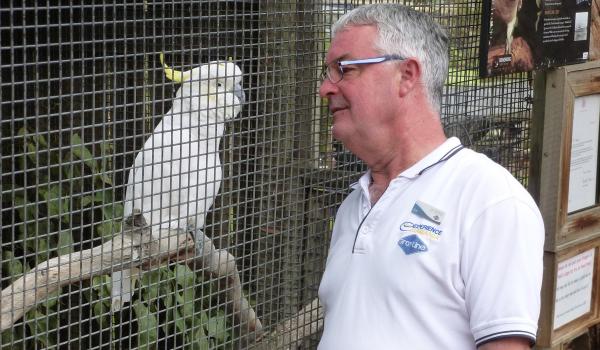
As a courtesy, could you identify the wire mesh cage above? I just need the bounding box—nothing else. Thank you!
[0,1,533,349]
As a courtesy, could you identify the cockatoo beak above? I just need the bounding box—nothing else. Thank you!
[234,83,245,104]
[159,52,191,83]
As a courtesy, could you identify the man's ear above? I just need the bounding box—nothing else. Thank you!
[398,58,421,97]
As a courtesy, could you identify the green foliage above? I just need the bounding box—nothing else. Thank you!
[129,264,230,350]
[1,127,235,349]
[0,127,121,348]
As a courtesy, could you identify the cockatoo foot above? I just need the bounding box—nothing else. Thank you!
[111,297,125,312]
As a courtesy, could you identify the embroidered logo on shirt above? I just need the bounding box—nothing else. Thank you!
[411,200,444,225]
[398,234,428,255]
[400,221,442,240]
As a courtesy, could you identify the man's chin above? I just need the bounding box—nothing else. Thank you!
[331,125,339,140]
[331,128,346,143]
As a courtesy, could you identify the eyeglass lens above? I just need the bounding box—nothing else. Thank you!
[322,62,343,83]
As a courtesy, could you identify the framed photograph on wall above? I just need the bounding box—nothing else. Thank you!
[480,0,592,77]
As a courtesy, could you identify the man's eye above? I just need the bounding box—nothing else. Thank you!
[341,66,357,74]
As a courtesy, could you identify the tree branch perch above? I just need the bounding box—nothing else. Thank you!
[0,213,324,347]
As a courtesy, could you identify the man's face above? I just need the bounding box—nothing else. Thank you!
[319,25,402,157]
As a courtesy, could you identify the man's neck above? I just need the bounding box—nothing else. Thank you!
[367,134,447,205]
[368,180,387,205]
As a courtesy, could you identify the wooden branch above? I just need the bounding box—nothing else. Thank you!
[0,213,194,332]
[0,213,323,347]
[180,230,264,338]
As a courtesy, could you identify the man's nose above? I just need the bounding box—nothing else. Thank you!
[319,77,338,98]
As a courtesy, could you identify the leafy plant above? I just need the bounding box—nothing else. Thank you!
[1,127,235,349]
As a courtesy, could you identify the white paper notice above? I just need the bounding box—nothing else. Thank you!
[553,249,595,329]
[574,12,589,41]
[568,94,600,213]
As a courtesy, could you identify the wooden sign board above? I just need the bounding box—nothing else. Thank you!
[531,60,600,348]
[530,60,600,252]
[537,238,600,348]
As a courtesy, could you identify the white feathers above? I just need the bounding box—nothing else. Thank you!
[493,0,522,55]
[111,58,245,311]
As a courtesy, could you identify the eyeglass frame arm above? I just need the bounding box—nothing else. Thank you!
[322,54,406,83]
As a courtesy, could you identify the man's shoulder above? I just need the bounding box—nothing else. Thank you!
[453,148,524,185]
[445,148,537,205]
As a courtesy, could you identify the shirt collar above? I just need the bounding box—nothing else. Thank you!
[352,137,463,193]
[398,137,462,179]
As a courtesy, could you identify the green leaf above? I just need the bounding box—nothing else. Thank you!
[92,275,111,295]
[98,173,113,186]
[174,290,185,307]
[61,152,76,180]
[1,326,24,348]
[41,287,61,310]
[96,202,123,240]
[173,307,186,334]
[133,301,158,349]
[96,222,117,241]
[2,250,24,281]
[70,134,113,185]
[190,319,210,350]
[80,195,94,208]
[181,287,195,318]
[102,202,124,221]
[174,263,196,288]
[40,185,62,218]
[26,141,38,164]
[164,291,175,309]
[206,311,229,343]
[25,310,56,349]
[21,129,50,166]
[160,268,175,296]
[57,229,73,255]
[141,270,161,302]
[70,134,98,173]
[92,299,111,331]
[30,130,49,149]
[95,189,112,203]
[13,195,36,222]
[174,264,196,318]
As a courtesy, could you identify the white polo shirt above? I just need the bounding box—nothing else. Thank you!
[318,137,544,350]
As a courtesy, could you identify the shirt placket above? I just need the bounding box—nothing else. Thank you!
[353,179,411,254]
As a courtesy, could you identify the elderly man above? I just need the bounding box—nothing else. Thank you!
[317,4,544,350]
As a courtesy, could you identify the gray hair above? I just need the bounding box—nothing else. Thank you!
[332,4,449,113]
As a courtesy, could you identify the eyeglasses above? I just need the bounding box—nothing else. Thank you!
[321,54,405,83]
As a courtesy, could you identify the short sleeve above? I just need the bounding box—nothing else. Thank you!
[461,197,544,347]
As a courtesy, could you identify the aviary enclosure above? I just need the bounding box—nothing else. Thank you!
[0,1,533,349]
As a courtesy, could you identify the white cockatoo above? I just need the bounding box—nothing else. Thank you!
[111,53,245,311]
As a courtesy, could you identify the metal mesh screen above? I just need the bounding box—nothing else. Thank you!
[0,1,533,349]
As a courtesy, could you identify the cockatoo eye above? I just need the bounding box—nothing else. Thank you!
[217,82,224,89]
